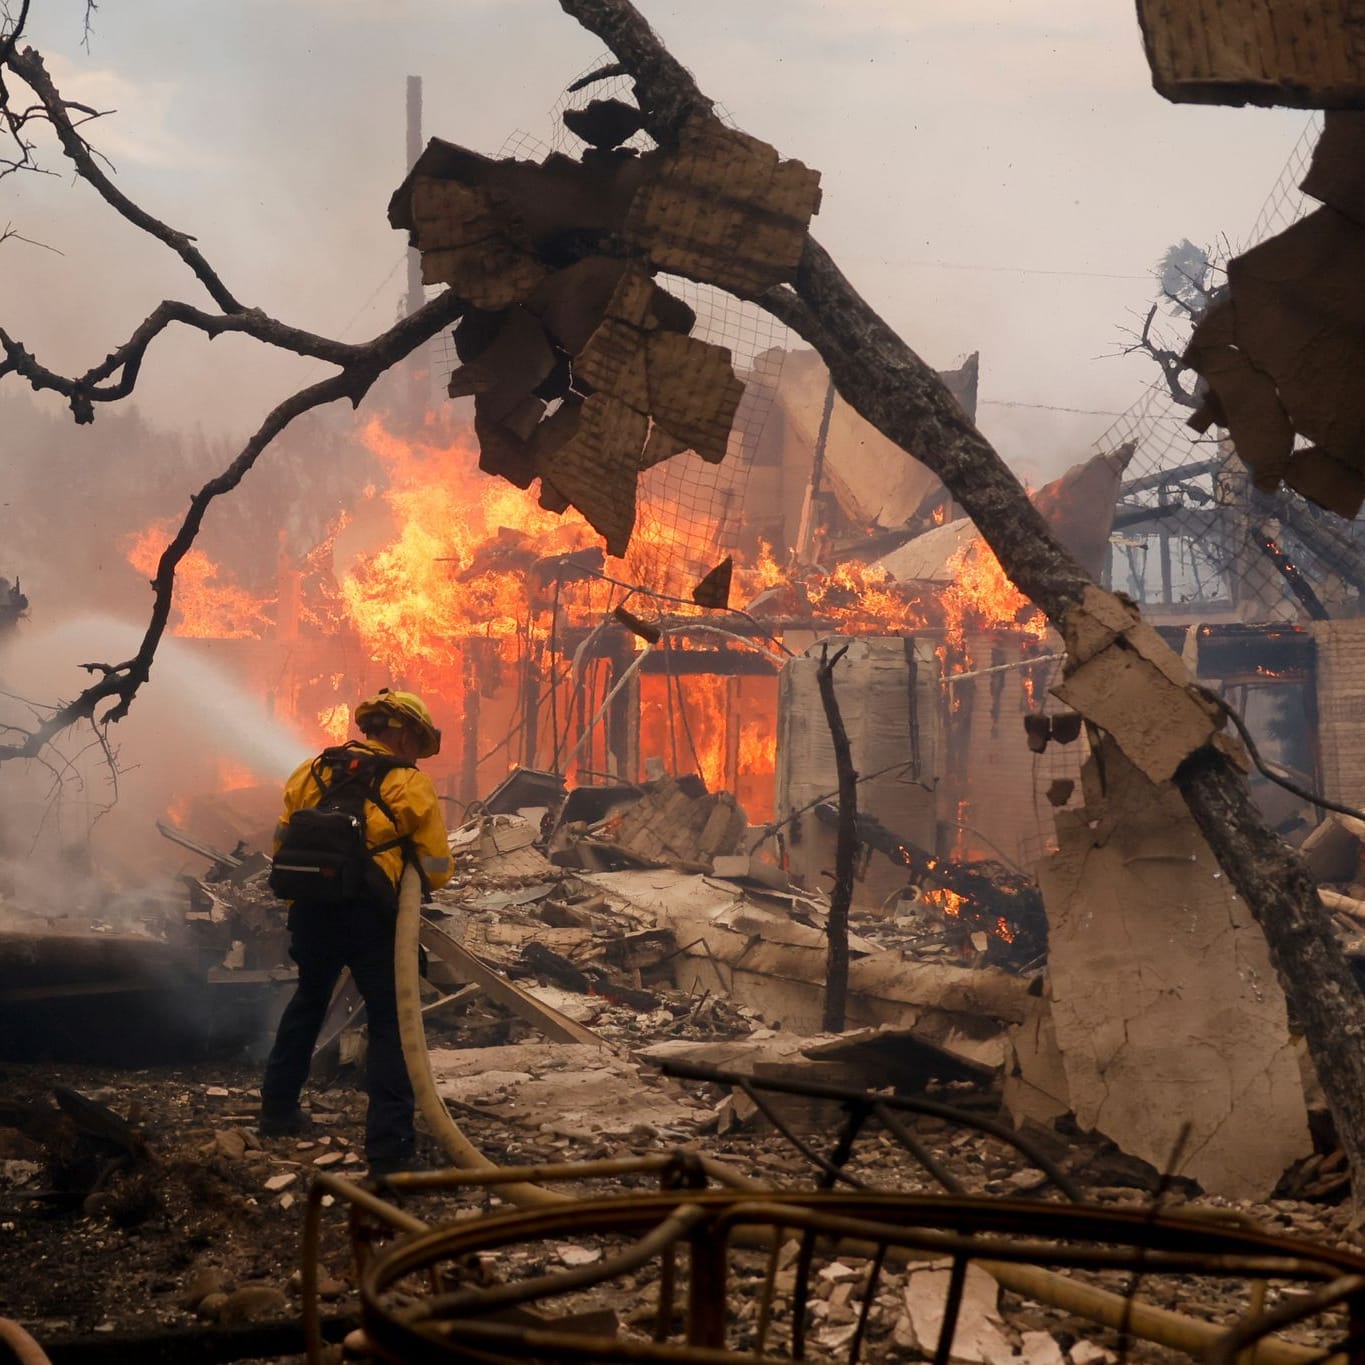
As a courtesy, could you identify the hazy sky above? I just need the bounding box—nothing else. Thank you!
[2,0,1311,479]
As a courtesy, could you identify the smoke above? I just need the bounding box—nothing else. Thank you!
[0,613,309,922]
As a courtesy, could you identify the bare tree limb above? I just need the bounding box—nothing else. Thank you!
[0,286,464,759]
[0,1,39,179]
[0,0,30,69]
[0,39,465,755]
[1118,302,1202,410]
[0,299,373,421]
[8,46,244,312]
[0,218,58,252]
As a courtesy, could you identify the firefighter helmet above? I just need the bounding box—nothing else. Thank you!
[354,688,442,758]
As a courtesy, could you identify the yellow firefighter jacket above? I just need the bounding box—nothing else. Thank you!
[274,739,452,895]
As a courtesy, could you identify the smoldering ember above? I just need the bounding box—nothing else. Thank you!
[3,5,1365,1365]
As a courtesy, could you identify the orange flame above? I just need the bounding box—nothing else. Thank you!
[337,417,598,684]
[125,518,272,639]
[216,759,257,792]
[940,537,1047,652]
[149,406,1057,822]
[317,703,351,745]
[921,888,967,918]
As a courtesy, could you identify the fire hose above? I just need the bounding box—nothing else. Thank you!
[389,866,1324,1363]
[0,1318,50,1365]
[394,865,564,1209]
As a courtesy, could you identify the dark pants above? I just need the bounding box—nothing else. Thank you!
[260,899,414,1161]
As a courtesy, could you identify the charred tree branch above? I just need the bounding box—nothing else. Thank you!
[0,300,367,422]
[7,46,244,312]
[0,0,31,69]
[559,0,1365,1209]
[1123,302,1202,410]
[763,242,1094,620]
[557,0,711,143]
[815,642,854,1033]
[0,287,464,759]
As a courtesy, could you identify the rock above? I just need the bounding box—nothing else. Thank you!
[903,1263,1014,1364]
[816,1322,859,1350]
[819,1260,862,1285]
[893,1314,917,1350]
[1021,1330,1067,1365]
[219,1283,289,1325]
[179,1266,233,1310]
[213,1129,248,1160]
[264,1172,297,1193]
[313,1151,345,1168]
[1070,1343,1116,1365]
[195,1292,230,1321]
[318,1276,350,1300]
[206,1086,230,1098]
[556,1245,602,1267]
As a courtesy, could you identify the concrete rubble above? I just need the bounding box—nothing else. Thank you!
[5,738,1362,1365]
[3,758,1363,1362]
[427,1041,707,1141]
[427,769,1338,1210]
[104,758,1349,1208]
[4,745,1351,1214]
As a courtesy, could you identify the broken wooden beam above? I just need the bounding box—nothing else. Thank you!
[417,920,611,1050]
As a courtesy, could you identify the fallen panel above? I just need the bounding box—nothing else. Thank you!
[803,1022,1000,1089]
[418,921,611,1050]
[1037,738,1311,1200]
[586,868,1030,1038]
[1003,994,1072,1129]
[427,1042,706,1140]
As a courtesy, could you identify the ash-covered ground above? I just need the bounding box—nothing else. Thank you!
[1,991,1360,1365]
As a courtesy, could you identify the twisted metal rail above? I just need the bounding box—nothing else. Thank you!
[306,1168,1365,1364]
[325,869,1364,1362]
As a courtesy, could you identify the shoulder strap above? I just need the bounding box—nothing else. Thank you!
[310,744,415,833]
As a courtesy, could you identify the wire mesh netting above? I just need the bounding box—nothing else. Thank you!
[1091,114,1365,627]
[429,62,793,587]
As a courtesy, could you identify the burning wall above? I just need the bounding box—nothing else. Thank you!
[0,328,1110,887]
[97,386,1088,873]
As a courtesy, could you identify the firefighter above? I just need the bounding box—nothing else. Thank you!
[259,689,451,1175]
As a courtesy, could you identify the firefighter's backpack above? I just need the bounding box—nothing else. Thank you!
[268,744,414,906]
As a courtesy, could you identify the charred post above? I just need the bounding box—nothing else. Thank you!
[814,642,855,1033]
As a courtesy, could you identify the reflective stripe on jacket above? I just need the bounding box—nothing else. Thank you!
[274,739,452,894]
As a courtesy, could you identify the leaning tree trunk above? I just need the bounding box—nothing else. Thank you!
[559,0,1365,1209]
